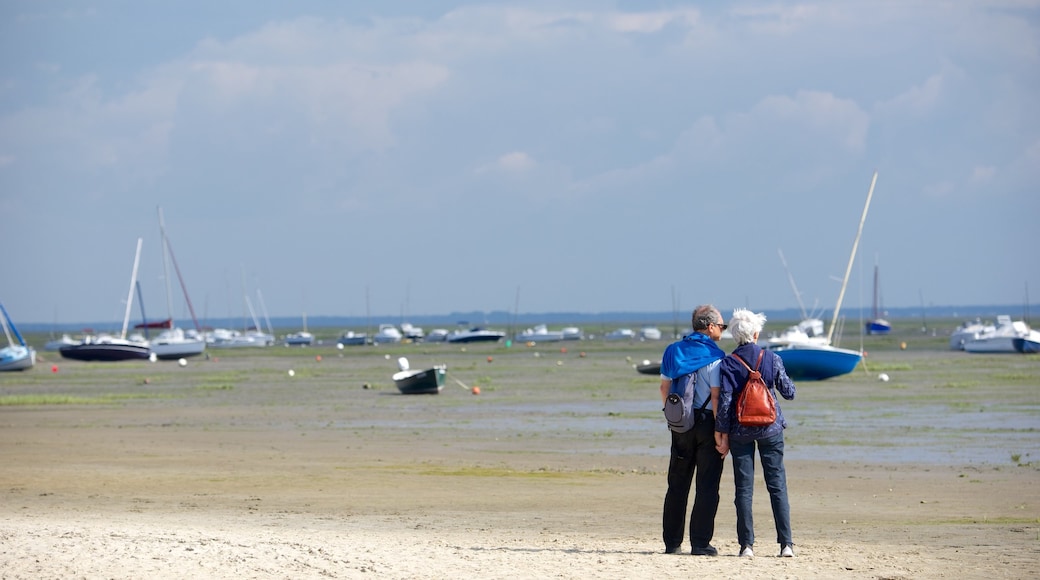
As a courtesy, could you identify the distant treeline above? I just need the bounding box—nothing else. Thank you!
[19,304,1036,333]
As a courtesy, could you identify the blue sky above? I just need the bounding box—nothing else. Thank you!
[2,1,1038,325]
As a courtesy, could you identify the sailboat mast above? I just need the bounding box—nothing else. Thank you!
[778,248,809,320]
[828,171,878,345]
[121,238,144,340]
[158,207,175,322]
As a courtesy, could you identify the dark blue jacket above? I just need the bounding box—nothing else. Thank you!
[716,342,796,443]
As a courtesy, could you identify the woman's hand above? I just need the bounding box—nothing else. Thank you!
[714,432,729,458]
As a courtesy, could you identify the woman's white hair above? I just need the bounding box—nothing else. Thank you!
[729,308,767,345]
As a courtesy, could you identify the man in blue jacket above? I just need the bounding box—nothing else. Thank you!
[659,304,727,555]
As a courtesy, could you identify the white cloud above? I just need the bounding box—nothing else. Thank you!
[496,151,535,172]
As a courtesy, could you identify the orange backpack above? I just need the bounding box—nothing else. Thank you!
[731,351,777,426]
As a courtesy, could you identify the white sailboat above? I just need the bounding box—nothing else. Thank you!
[148,207,207,360]
[60,238,153,362]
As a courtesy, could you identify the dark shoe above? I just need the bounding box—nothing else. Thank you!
[664,546,684,555]
[691,544,718,556]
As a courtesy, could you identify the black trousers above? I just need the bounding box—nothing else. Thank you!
[662,411,724,550]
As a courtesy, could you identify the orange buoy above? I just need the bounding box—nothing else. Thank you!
[471,386,481,395]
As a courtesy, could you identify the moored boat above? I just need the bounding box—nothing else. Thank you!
[446,327,505,344]
[392,357,446,394]
[516,324,564,343]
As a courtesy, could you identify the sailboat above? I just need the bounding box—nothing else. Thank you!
[767,172,877,381]
[0,301,35,372]
[865,260,891,335]
[147,207,207,360]
[59,238,153,362]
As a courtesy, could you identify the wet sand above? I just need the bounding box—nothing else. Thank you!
[2,336,1038,578]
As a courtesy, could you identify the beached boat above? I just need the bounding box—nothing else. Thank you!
[639,326,662,341]
[373,324,403,344]
[636,360,662,375]
[60,238,153,362]
[963,315,1038,353]
[337,330,369,346]
[949,318,993,350]
[424,329,450,342]
[391,357,446,394]
[446,327,505,344]
[0,301,35,372]
[284,331,315,346]
[604,328,634,341]
[515,324,565,343]
[400,322,425,342]
[768,172,877,381]
[561,327,584,340]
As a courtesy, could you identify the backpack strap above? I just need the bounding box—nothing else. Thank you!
[730,350,764,372]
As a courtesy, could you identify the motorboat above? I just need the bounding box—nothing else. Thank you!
[424,329,450,342]
[446,327,505,344]
[337,330,369,346]
[949,318,994,350]
[515,324,565,343]
[0,302,35,372]
[769,172,878,380]
[400,323,425,342]
[639,326,663,341]
[604,328,634,341]
[963,315,1038,353]
[632,361,657,374]
[59,238,154,362]
[373,324,403,344]
[391,357,446,394]
[284,331,315,346]
[561,327,584,340]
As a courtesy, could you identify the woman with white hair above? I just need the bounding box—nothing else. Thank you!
[714,308,797,558]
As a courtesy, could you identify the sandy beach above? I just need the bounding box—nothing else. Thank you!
[2,334,1038,578]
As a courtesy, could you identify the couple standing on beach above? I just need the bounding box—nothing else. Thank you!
[659,304,797,558]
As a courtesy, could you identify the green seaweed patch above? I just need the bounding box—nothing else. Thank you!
[196,383,235,391]
[0,392,164,406]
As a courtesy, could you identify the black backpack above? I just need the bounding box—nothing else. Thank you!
[663,370,710,433]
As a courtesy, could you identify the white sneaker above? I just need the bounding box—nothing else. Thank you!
[780,544,794,558]
[739,545,754,558]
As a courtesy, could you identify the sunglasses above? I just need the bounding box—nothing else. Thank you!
[714,322,728,331]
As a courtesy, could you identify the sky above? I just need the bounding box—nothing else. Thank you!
[1,1,1038,326]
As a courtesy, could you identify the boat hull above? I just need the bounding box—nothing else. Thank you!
[150,338,207,360]
[1013,337,1040,354]
[446,330,505,344]
[0,346,35,371]
[636,361,662,375]
[59,343,152,362]
[769,343,862,381]
[392,366,446,395]
[865,320,891,335]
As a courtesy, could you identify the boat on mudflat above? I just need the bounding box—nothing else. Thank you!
[515,324,564,343]
[769,172,878,380]
[446,327,505,344]
[636,360,662,375]
[391,357,446,394]
[963,315,1039,354]
[59,335,151,362]
[60,238,154,363]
